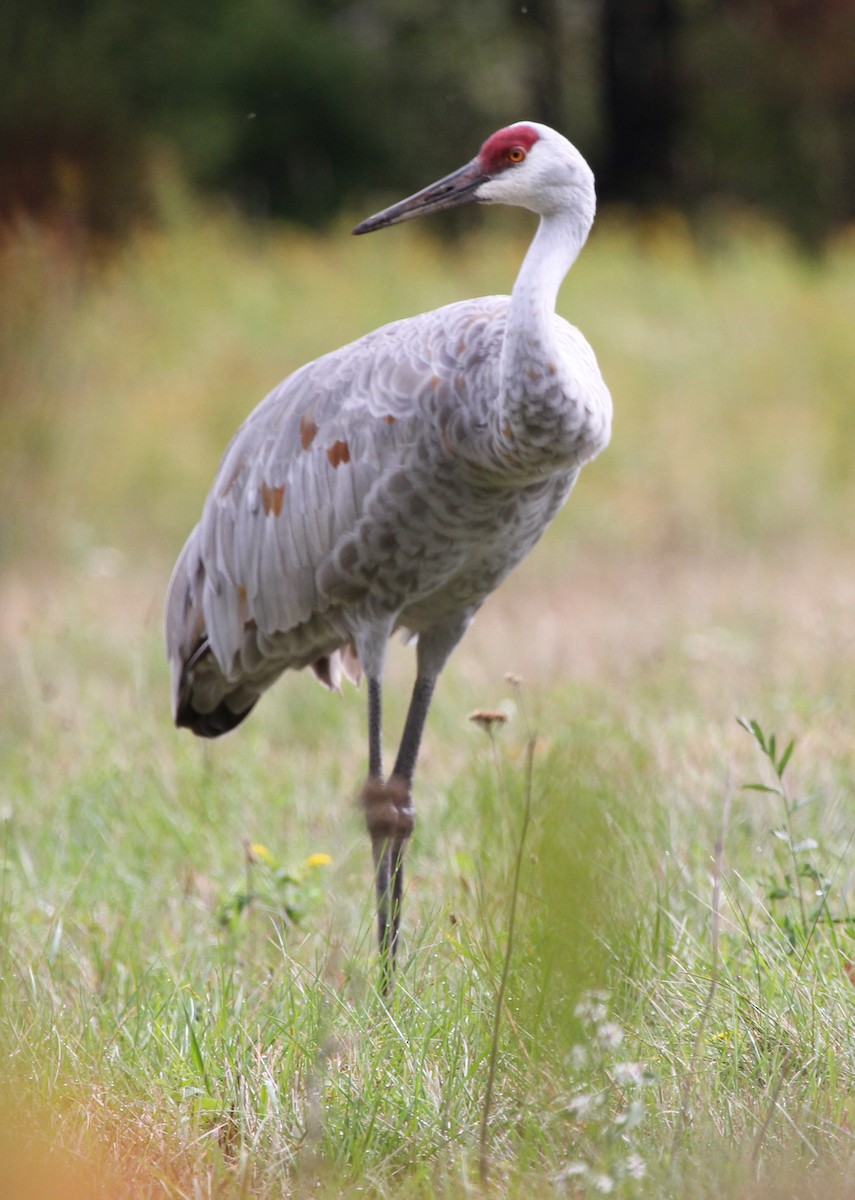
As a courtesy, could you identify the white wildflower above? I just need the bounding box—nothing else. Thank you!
[569,1043,588,1069]
[557,1161,588,1181]
[596,1021,624,1049]
[625,1153,647,1179]
[613,1061,645,1086]
[592,1173,614,1193]
[567,1092,596,1118]
[615,1098,645,1133]
[574,992,610,1025]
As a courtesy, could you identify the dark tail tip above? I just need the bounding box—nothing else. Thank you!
[175,696,258,739]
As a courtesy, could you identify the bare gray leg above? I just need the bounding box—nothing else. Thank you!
[361,674,391,977]
[360,617,472,993]
[359,672,414,993]
[360,675,434,994]
[392,675,436,784]
[367,675,383,779]
[363,774,413,993]
[383,673,437,976]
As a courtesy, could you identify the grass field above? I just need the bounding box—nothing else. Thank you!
[1,199,854,1198]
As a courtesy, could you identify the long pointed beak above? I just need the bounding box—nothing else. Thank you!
[353,158,488,235]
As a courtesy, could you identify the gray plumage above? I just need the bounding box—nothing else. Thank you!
[165,121,612,988]
[167,297,608,730]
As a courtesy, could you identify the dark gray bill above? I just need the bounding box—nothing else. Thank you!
[353,158,488,235]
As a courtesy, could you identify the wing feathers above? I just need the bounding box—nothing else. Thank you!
[166,297,511,725]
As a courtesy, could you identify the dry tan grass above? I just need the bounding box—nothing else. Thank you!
[469,535,855,693]
[3,522,852,830]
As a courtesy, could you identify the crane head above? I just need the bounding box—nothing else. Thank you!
[353,122,594,235]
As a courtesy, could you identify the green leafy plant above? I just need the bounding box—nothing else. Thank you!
[216,841,332,933]
[737,716,850,956]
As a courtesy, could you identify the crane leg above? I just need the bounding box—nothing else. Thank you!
[384,673,436,970]
[367,675,383,779]
[360,674,436,995]
[363,773,413,994]
[360,673,406,994]
[362,616,471,993]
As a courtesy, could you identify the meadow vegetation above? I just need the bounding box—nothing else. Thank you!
[0,199,853,1197]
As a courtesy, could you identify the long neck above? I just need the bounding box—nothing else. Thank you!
[500,208,590,405]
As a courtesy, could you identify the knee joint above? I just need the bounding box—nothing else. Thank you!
[360,775,415,841]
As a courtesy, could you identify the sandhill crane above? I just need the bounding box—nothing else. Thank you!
[165,122,612,991]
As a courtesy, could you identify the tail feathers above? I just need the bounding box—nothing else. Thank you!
[166,532,256,738]
[310,644,362,691]
[165,528,360,738]
[175,687,258,738]
[171,634,258,739]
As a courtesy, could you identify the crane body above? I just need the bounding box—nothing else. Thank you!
[166,122,612,989]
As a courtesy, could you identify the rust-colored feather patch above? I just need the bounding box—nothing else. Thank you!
[326,440,351,468]
[300,411,318,449]
[260,482,285,517]
[383,414,397,425]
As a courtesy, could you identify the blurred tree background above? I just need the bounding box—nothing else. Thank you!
[2,0,854,245]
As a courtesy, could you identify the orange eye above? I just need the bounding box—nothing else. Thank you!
[507,146,526,164]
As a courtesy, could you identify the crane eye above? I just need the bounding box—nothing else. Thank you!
[507,146,526,164]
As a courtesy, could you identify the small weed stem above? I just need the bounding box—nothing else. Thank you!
[751,1047,796,1174]
[479,730,537,1187]
[671,768,732,1161]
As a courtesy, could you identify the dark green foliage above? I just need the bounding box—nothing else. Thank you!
[0,0,386,231]
[3,0,854,240]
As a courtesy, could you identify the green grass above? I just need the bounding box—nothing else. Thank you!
[0,200,854,1197]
